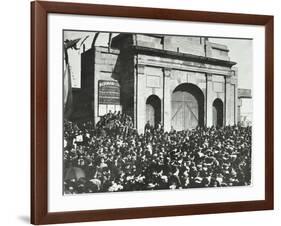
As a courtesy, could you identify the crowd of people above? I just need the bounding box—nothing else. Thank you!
[63,112,252,194]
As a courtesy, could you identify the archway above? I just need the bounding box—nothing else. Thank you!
[146,95,161,128]
[171,83,204,131]
[212,98,223,127]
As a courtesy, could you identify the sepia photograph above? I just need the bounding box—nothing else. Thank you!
[63,30,253,194]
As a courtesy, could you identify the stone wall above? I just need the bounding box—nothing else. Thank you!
[118,50,135,121]
[76,34,238,130]
[134,51,237,132]
[79,46,122,123]
[207,41,230,61]
[135,65,164,132]
[164,36,205,56]
[93,47,121,123]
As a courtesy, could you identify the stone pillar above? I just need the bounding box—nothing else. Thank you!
[233,83,238,125]
[163,68,172,132]
[136,64,146,134]
[237,98,242,124]
[225,76,232,126]
[206,73,213,127]
[133,56,138,129]
[233,69,238,125]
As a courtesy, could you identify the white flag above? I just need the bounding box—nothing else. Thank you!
[64,61,72,118]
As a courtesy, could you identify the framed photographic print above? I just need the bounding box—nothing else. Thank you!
[31,1,274,225]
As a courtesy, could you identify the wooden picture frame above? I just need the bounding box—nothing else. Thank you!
[31,1,274,224]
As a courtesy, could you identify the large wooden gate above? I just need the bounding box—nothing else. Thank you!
[171,83,204,131]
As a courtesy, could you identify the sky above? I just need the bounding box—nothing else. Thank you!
[209,37,253,89]
[64,31,253,90]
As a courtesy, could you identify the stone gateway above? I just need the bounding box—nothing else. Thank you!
[72,33,241,133]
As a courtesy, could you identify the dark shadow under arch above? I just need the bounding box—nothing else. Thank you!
[146,95,161,127]
[213,98,223,127]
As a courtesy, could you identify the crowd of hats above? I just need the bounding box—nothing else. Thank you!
[63,112,252,194]
[96,111,134,136]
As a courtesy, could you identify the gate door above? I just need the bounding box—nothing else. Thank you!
[172,91,199,131]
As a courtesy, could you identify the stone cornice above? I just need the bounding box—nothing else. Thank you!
[132,45,237,68]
